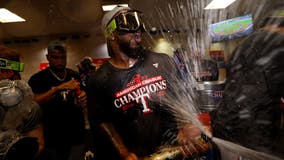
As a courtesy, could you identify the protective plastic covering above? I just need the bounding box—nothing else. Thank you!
[0,80,40,160]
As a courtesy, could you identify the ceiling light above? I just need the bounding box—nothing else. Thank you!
[204,0,236,10]
[0,8,25,23]
[102,4,129,11]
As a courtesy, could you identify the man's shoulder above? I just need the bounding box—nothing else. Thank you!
[30,68,49,79]
[143,50,171,61]
[28,69,50,86]
[145,50,169,57]
[90,63,109,80]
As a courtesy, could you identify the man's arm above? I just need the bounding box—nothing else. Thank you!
[177,123,210,157]
[33,79,80,104]
[100,123,138,160]
[23,124,44,156]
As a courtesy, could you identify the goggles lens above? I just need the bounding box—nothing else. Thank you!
[104,11,144,37]
[0,58,24,72]
[116,11,141,31]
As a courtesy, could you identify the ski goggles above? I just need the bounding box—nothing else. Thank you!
[104,10,145,37]
[0,58,24,72]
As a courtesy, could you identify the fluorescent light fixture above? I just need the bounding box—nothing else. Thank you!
[0,8,25,23]
[102,4,128,11]
[204,0,236,10]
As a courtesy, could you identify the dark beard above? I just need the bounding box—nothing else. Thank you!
[118,40,143,59]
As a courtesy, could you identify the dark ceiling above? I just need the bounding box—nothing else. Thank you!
[0,0,128,41]
[0,0,283,42]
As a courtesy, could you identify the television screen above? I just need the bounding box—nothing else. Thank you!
[209,14,253,42]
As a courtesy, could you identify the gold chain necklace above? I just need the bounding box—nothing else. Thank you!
[49,68,67,82]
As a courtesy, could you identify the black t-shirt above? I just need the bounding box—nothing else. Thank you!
[211,30,284,157]
[87,50,181,158]
[28,68,85,147]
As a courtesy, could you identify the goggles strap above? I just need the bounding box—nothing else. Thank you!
[104,19,117,38]
[0,58,24,72]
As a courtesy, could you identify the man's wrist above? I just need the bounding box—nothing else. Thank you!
[120,147,130,158]
[50,86,58,94]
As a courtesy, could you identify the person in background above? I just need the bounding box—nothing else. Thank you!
[77,56,96,90]
[210,7,284,159]
[76,56,97,160]
[86,6,210,160]
[0,45,22,80]
[28,41,87,160]
[0,45,44,159]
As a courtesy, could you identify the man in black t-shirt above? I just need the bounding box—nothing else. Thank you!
[87,6,210,160]
[28,41,87,160]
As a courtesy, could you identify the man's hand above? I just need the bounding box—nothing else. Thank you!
[57,79,80,90]
[33,79,80,104]
[122,152,139,160]
[177,124,210,157]
[77,90,87,107]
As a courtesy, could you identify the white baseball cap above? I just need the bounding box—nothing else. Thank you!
[101,6,131,32]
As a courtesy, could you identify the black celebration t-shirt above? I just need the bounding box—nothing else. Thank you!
[87,50,182,157]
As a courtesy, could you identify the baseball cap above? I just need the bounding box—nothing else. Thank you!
[101,6,131,32]
[47,40,66,54]
[102,6,146,38]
